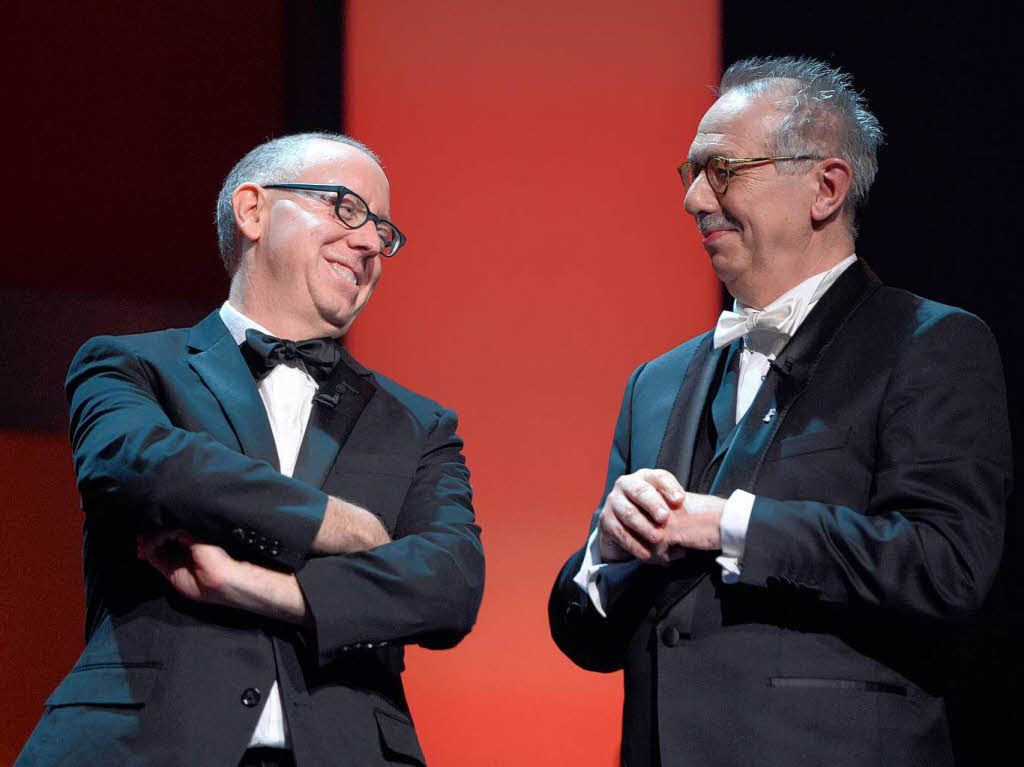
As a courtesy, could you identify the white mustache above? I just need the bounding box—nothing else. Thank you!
[697,214,740,235]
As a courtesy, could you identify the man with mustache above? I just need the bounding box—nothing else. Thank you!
[549,57,1010,766]
[18,133,484,766]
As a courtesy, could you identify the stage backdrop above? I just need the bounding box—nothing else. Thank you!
[343,1,720,763]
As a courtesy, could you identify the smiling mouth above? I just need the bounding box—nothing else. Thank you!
[327,260,359,286]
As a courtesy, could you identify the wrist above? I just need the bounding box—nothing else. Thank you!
[682,492,725,550]
[232,562,310,626]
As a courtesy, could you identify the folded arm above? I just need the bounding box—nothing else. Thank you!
[293,408,485,666]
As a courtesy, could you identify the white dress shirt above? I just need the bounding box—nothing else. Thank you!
[574,255,858,616]
[220,300,322,749]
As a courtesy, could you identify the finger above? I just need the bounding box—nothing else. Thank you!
[609,493,665,545]
[643,469,685,506]
[599,508,655,562]
[617,478,671,525]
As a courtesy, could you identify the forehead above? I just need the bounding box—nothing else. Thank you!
[687,90,781,162]
[298,142,391,212]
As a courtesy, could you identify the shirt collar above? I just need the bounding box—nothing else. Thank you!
[735,253,857,340]
[219,301,276,346]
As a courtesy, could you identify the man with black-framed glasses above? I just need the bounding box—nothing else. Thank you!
[550,57,1010,766]
[18,133,484,767]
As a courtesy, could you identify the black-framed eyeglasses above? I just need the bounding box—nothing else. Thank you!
[263,183,406,257]
[678,155,823,195]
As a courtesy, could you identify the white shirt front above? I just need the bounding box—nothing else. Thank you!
[574,256,858,615]
[220,300,322,749]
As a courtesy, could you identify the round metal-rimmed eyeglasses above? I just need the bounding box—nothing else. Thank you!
[263,183,406,257]
[678,155,823,195]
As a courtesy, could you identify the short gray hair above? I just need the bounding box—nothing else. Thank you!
[719,56,883,233]
[215,132,382,273]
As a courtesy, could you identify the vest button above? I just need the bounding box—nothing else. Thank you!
[240,687,261,707]
[661,626,681,647]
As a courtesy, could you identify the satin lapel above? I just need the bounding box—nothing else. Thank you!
[649,333,724,619]
[709,261,881,496]
[187,311,279,470]
[654,332,723,484]
[291,351,376,489]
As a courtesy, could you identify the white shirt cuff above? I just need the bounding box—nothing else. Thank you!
[715,489,756,584]
[572,528,641,618]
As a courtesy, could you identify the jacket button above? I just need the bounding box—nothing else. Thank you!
[661,626,681,647]
[232,527,246,542]
[240,687,261,707]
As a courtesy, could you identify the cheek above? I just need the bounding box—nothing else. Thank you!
[363,259,383,291]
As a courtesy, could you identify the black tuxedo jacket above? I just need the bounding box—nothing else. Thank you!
[18,310,484,767]
[550,261,1011,767]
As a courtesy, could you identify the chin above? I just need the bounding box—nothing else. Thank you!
[710,250,749,283]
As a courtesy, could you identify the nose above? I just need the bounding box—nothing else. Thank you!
[682,171,719,219]
[347,220,383,258]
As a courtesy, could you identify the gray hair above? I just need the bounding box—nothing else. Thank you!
[214,132,382,273]
[719,56,883,234]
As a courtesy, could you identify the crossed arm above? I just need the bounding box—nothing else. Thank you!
[69,335,483,652]
[137,494,390,627]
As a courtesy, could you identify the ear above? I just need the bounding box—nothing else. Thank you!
[810,158,853,224]
[232,183,265,245]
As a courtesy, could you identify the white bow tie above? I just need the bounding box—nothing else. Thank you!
[713,298,801,350]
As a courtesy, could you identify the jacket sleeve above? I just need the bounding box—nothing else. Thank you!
[67,335,328,571]
[739,312,1012,620]
[549,364,660,672]
[295,407,485,665]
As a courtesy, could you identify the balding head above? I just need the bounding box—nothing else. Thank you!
[215,133,383,274]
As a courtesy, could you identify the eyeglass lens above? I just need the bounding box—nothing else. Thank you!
[336,191,400,255]
[679,158,729,194]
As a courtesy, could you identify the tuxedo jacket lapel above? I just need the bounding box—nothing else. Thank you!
[654,332,723,482]
[187,311,280,470]
[292,349,376,489]
[710,260,881,496]
[648,333,724,619]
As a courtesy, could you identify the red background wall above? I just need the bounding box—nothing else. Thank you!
[1,2,720,763]
[344,2,719,763]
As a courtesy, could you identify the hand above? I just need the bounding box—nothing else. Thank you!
[597,469,683,563]
[656,491,725,561]
[597,469,725,564]
[138,529,241,606]
[312,496,391,555]
[138,530,311,626]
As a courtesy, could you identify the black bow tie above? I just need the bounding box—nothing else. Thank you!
[240,329,342,383]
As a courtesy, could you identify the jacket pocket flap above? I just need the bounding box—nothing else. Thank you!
[374,709,426,765]
[779,427,850,458]
[45,663,160,708]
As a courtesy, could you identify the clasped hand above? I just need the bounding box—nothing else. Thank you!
[597,469,725,564]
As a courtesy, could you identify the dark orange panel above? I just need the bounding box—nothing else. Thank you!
[0,432,84,763]
[345,2,721,763]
